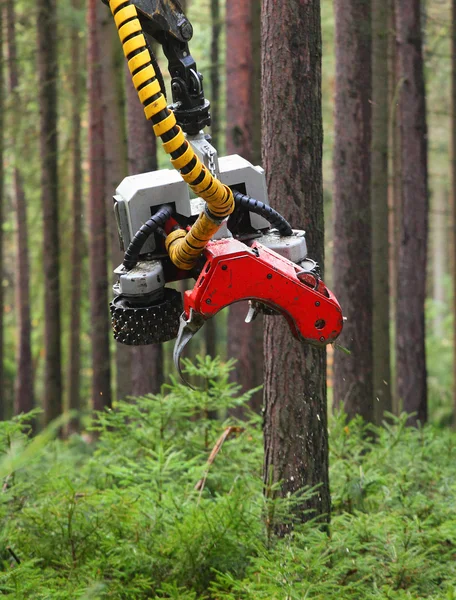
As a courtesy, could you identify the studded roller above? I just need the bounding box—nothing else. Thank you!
[110,289,183,345]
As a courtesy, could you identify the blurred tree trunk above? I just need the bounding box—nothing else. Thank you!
[251,0,262,166]
[262,0,330,532]
[205,0,221,360]
[372,0,392,423]
[0,0,4,420]
[67,0,84,433]
[432,186,446,338]
[98,8,132,400]
[452,0,456,422]
[395,0,428,425]
[6,0,34,417]
[333,0,373,422]
[226,0,263,407]
[88,0,112,411]
[125,58,164,396]
[37,0,62,424]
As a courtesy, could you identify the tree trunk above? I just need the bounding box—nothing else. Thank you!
[333,0,373,422]
[98,8,132,401]
[6,0,34,417]
[125,60,164,397]
[432,186,447,338]
[88,0,112,411]
[452,0,456,423]
[0,0,4,421]
[395,0,428,425]
[37,0,62,424]
[204,0,222,361]
[372,0,392,422]
[226,0,263,405]
[262,0,330,531]
[67,0,84,433]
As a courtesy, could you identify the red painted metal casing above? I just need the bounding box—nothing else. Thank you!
[183,238,343,346]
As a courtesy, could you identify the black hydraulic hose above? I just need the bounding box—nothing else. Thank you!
[232,191,293,237]
[123,204,173,270]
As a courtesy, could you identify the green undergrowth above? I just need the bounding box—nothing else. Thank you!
[1,358,456,599]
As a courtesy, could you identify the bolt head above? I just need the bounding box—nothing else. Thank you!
[179,21,193,41]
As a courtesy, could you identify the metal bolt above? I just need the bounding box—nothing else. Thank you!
[206,299,211,304]
[179,21,193,41]
[315,301,320,307]
[320,336,325,343]
[222,265,228,271]
[267,274,273,280]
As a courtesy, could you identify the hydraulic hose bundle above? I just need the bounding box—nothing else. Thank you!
[108,0,234,270]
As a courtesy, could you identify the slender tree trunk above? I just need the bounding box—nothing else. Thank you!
[251,0,262,166]
[432,186,447,338]
[125,61,164,396]
[372,0,392,422]
[226,0,263,405]
[395,0,428,425]
[204,0,221,360]
[37,0,62,424]
[333,0,373,422]
[98,8,132,400]
[451,0,456,416]
[0,0,4,420]
[388,0,402,414]
[6,0,34,417]
[262,0,330,531]
[67,0,84,433]
[88,0,112,411]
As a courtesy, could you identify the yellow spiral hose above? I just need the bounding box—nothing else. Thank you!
[108,0,234,269]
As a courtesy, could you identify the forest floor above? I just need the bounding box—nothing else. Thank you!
[0,360,455,599]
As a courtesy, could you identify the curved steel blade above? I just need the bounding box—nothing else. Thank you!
[173,309,205,387]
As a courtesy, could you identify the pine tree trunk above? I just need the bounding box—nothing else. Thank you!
[452,0,456,423]
[6,0,34,417]
[262,0,330,531]
[372,0,392,422]
[88,0,112,411]
[37,0,62,424]
[0,0,4,420]
[98,9,132,400]
[204,0,222,361]
[333,0,373,422]
[125,60,164,397]
[226,0,263,405]
[67,0,84,433]
[432,186,447,338]
[395,0,428,425]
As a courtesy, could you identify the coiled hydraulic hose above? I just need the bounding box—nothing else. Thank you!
[123,204,173,270]
[233,191,293,237]
[107,0,234,270]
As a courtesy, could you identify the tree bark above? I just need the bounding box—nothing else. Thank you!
[88,0,112,411]
[452,0,456,423]
[262,0,330,531]
[6,0,34,417]
[226,0,263,406]
[203,0,222,361]
[372,0,392,422]
[98,8,132,401]
[37,0,62,424]
[67,0,84,433]
[432,186,446,338]
[125,60,164,397]
[333,0,373,422]
[0,0,4,420]
[395,0,428,425]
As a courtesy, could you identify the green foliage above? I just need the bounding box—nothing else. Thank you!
[0,359,456,598]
